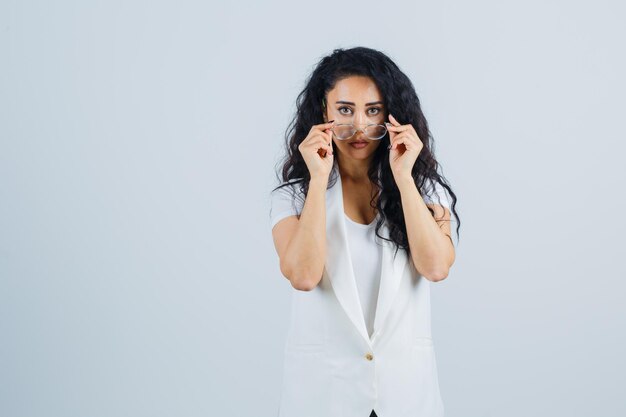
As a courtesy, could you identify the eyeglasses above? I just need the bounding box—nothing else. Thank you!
[330,123,388,141]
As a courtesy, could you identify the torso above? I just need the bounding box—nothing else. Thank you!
[341,177,380,225]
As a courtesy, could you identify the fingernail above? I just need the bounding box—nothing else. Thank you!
[329,119,335,123]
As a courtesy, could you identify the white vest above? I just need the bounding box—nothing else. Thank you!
[277,167,445,417]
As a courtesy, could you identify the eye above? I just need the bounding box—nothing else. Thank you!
[337,106,383,115]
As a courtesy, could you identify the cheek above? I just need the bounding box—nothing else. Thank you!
[332,140,349,151]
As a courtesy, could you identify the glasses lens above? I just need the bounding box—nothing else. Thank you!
[365,125,387,140]
[333,124,356,140]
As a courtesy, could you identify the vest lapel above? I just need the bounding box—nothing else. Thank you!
[324,167,408,348]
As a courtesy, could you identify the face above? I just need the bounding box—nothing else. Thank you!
[322,76,387,161]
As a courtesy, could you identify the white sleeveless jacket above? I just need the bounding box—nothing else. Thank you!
[276,167,445,417]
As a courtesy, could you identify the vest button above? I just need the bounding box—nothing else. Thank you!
[365,352,374,361]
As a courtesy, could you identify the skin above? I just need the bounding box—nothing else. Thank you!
[321,76,454,280]
[272,75,455,289]
[322,76,386,226]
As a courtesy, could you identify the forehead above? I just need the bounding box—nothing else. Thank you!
[327,76,382,102]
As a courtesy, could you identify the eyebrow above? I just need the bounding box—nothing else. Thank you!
[335,100,384,106]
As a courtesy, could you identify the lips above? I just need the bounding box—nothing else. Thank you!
[349,141,368,149]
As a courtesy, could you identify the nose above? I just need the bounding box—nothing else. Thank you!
[353,113,367,127]
[352,116,368,139]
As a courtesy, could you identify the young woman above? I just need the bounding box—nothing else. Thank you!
[269,47,460,417]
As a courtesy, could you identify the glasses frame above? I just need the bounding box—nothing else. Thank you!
[330,123,389,141]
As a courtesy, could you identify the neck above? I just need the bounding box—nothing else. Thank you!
[337,155,373,183]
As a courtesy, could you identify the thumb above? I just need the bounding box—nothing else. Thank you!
[386,123,396,146]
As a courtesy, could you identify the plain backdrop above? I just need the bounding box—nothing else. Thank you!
[1,1,625,416]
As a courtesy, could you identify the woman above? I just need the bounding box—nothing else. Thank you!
[269,47,460,417]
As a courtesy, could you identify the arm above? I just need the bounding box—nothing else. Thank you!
[272,176,328,291]
[396,176,455,282]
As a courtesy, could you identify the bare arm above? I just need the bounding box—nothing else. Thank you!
[396,176,455,282]
[272,176,329,291]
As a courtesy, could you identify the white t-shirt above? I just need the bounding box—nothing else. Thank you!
[269,178,451,337]
[344,212,382,337]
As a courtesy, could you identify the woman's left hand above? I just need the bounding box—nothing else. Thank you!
[386,113,423,183]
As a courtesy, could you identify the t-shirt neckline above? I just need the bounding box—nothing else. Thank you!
[344,212,378,228]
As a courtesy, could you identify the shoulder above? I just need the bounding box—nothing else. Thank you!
[269,178,307,230]
[270,178,306,204]
[420,177,450,210]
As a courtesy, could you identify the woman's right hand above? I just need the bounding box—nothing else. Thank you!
[298,121,335,180]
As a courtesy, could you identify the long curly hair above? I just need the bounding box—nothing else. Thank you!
[272,46,460,259]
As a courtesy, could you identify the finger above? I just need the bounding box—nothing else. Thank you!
[304,130,331,147]
[392,137,404,151]
[318,134,333,148]
[388,129,404,147]
[316,138,334,156]
[313,134,333,150]
[398,122,417,135]
[311,120,335,132]
[318,146,333,157]
[388,114,401,126]
[386,129,395,149]
[387,134,397,150]
[323,128,333,145]
[387,123,396,140]
[385,122,411,132]
[390,133,412,150]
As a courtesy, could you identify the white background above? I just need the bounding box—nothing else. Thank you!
[1,1,625,416]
